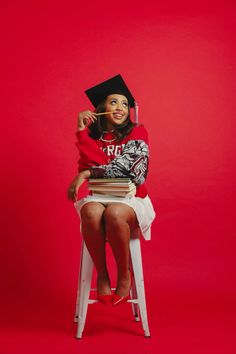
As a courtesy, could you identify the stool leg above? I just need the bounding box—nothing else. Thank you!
[130,278,140,322]
[74,240,85,323]
[76,242,94,339]
[130,238,151,337]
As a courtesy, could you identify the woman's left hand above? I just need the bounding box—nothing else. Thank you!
[67,170,91,201]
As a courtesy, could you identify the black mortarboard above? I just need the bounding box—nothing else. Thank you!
[85,74,135,108]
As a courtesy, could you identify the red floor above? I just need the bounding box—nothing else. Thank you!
[1,288,235,354]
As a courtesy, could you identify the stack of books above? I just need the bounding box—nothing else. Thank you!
[88,178,136,197]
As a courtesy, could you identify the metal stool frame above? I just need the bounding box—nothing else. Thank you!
[74,234,151,338]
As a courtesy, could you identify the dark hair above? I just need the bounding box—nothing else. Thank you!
[88,96,136,141]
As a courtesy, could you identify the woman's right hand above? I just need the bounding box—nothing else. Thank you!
[67,170,91,201]
[77,110,97,131]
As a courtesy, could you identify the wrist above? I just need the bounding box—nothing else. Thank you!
[80,169,91,179]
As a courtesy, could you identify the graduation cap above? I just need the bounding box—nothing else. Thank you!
[85,74,135,108]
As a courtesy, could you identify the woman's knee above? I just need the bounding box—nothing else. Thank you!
[81,202,105,224]
[104,204,126,224]
[104,203,138,230]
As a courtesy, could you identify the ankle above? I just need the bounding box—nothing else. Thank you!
[96,272,111,295]
[117,269,130,281]
[115,270,132,297]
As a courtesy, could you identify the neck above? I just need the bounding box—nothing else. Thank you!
[103,129,114,133]
[106,122,115,132]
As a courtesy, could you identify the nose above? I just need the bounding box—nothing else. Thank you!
[115,102,123,111]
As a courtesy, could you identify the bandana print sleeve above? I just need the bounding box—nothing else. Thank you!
[89,140,149,185]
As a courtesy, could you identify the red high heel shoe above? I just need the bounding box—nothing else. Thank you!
[112,269,133,307]
[97,293,113,305]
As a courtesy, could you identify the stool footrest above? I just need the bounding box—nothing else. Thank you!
[127,299,138,304]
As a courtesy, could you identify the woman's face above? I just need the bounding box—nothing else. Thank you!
[104,94,129,130]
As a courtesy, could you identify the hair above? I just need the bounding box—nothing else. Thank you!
[88,96,137,141]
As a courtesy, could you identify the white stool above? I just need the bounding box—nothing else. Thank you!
[74,232,151,338]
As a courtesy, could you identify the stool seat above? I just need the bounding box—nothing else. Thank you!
[74,233,151,338]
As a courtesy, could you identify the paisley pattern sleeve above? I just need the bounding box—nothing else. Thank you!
[89,140,149,185]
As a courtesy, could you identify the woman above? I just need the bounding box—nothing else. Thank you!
[68,75,155,306]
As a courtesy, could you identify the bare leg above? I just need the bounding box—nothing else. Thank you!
[80,202,111,295]
[104,203,139,297]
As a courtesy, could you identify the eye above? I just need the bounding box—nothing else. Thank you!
[110,99,117,105]
[122,102,128,107]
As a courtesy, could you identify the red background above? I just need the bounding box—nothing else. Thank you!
[1,1,235,353]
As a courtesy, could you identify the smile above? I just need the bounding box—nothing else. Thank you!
[112,113,124,118]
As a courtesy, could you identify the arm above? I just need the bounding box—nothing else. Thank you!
[90,139,149,185]
[67,169,91,201]
[75,110,109,171]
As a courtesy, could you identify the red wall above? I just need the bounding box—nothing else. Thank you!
[1,0,235,319]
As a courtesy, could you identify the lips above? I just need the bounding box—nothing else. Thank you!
[113,112,124,118]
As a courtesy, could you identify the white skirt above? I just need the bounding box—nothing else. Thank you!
[74,194,156,241]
